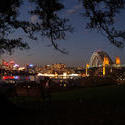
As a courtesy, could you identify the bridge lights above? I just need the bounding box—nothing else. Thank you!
[103,63,105,76]
[104,57,109,65]
[86,64,90,76]
[103,57,109,76]
[115,56,120,65]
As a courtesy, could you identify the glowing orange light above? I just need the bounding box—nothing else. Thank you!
[103,57,109,76]
[86,64,90,68]
[103,57,109,65]
[115,57,120,65]
[86,64,90,76]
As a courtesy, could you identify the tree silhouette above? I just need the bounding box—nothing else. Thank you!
[81,0,125,47]
[0,0,72,54]
[30,0,72,53]
[0,0,30,54]
[0,0,125,54]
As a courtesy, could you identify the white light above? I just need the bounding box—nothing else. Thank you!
[63,72,67,76]
[18,67,25,70]
[69,74,79,76]
[29,64,33,67]
[37,73,55,77]
[13,64,19,68]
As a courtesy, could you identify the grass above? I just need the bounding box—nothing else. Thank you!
[9,84,125,105]
[6,84,125,125]
[52,85,125,104]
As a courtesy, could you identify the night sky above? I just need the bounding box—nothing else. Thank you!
[2,0,125,67]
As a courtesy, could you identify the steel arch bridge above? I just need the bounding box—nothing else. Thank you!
[89,51,113,67]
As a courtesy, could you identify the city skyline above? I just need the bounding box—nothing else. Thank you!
[1,49,124,68]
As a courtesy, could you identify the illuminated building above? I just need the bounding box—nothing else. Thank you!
[51,63,66,70]
[18,67,25,71]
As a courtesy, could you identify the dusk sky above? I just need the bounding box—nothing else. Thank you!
[2,0,125,67]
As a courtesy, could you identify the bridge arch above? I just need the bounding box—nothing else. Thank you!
[89,51,113,67]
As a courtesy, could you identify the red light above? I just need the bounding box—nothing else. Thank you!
[3,61,8,66]
[9,60,15,64]
[3,76,14,80]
